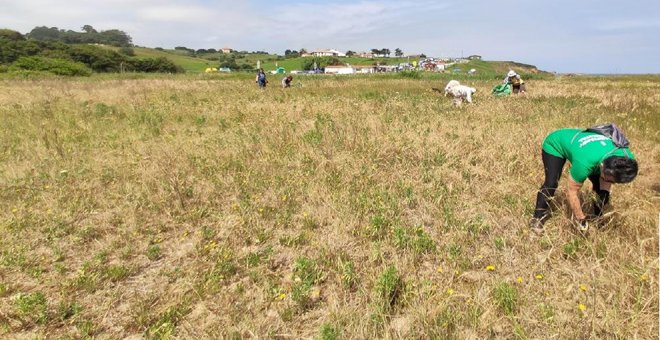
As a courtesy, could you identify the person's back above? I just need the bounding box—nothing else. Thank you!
[531,125,638,234]
[543,128,634,183]
[282,76,292,88]
[256,70,267,88]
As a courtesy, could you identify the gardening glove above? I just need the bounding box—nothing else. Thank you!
[573,218,589,232]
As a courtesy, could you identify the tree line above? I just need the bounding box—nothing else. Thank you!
[282,48,406,58]
[0,28,183,76]
[27,25,132,47]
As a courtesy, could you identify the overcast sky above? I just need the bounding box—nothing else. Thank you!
[2,0,659,73]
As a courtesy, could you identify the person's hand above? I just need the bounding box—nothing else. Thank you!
[573,218,589,232]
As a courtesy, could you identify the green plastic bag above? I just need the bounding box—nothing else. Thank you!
[492,83,512,96]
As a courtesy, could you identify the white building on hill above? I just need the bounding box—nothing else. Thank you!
[303,49,346,57]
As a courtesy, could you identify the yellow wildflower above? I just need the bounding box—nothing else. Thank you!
[578,303,586,311]
[516,277,523,284]
[446,288,454,295]
[535,274,544,280]
[436,267,443,273]
[485,265,495,271]
[579,284,588,292]
[275,293,286,301]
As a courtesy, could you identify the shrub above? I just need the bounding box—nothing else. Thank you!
[128,57,183,73]
[10,56,92,76]
[0,29,25,41]
[67,44,125,72]
[119,47,135,56]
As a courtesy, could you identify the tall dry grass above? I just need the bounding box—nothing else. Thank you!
[0,75,658,339]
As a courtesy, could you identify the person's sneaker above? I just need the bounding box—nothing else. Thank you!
[528,217,545,235]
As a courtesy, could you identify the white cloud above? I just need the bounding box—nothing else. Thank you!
[0,0,658,72]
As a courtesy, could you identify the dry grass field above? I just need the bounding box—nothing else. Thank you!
[0,74,658,339]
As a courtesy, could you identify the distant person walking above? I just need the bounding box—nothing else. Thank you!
[281,75,293,88]
[256,68,267,89]
[503,70,526,94]
[530,124,638,234]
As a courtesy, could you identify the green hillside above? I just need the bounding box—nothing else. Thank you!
[446,59,547,77]
[259,56,409,72]
[131,47,216,72]
[102,45,546,76]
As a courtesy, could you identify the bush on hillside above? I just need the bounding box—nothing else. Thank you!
[301,57,342,70]
[128,57,183,73]
[27,26,132,47]
[119,47,135,56]
[67,45,126,72]
[0,39,45,63]
[0,29,25,41]
[10,56,92,76]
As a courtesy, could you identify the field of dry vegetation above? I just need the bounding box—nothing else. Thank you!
[0,74,658,339]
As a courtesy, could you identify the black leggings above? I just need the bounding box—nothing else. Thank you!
[533,150,610,219]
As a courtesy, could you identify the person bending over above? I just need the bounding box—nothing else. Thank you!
[530,126,638,234]
[503,70,526,94]
[282,75,293,88]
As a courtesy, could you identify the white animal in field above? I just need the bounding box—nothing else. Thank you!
[444,80,476,106]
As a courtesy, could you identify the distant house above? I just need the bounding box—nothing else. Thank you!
[304,49,346,57]
[324,65,354,74]
[357,51,373,58]
[468,55,482,60]
[220,47,233,54]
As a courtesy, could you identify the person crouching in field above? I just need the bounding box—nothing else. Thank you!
[256,68,267,89]
[530,124,638,234]
[503,70,526,94]
[444,80,476,106]
[282,75,293,88]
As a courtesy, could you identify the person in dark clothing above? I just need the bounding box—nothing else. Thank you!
[256,68,267,89]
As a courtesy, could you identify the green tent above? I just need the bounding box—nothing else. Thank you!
[274,67,285,74]
[492,83,512,96]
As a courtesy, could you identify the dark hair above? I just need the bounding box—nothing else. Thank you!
[602,156,638,183]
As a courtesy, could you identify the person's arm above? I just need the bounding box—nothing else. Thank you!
[567,177,586,220]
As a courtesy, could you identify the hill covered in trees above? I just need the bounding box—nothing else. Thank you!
[27,25,132,47]
[0,27,183,76]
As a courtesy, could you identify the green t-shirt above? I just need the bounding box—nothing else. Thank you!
[542,128,635,183]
